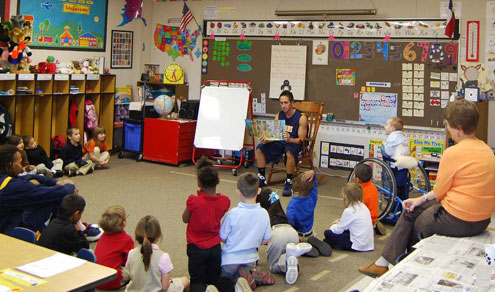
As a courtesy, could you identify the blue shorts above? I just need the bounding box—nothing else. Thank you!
[257,141,301,164]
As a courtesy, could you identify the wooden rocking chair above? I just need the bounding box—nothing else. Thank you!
[266,101,324,185]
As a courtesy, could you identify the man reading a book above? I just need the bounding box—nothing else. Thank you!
[257,91,308,197]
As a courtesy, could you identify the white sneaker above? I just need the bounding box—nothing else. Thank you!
[285,256,298,285]
[235,277,253,292]
[286,242,312,258]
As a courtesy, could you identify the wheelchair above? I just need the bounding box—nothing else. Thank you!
[347,156,431,223]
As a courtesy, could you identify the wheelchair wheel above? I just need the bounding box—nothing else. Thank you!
[348,158,397,221]
[407,162,431,197]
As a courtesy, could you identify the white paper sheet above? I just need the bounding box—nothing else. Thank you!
[17,253,87,278]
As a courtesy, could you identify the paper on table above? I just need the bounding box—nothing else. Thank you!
[16,253,86,278]
[0,268,46,287]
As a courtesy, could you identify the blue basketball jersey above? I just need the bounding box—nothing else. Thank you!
[278,109,302,139]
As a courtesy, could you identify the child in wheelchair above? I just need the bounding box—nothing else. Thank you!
[381,117,410,201]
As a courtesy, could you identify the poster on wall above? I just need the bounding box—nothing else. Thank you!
[336,69,355,86]
[111,30,133,69]
[18,0,108,51]
[312,40,328,65]
[154,24,198,61]
[320,141,364,170]
[269,45,306,100]
[486,2,495,80]
[359,92,398,125]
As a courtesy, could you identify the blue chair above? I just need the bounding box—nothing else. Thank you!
[77,248,97,263]
[9,227,36,243]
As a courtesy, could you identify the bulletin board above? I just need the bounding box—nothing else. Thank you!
[17,0,107,51]
[201,38,458,128]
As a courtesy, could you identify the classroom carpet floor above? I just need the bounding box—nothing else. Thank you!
[72,155,393,292]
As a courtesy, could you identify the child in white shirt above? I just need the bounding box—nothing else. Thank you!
[323,183,374,252]
[382,117,410,200]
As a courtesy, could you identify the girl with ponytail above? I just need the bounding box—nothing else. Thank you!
[124,215,190,292]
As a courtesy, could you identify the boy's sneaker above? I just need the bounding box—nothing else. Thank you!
[64,169,76,177]
[302,247,319,258]
[282,179,293,197]
[236,265,256,290]
[286,242,312,258]
[54,170,64,178]
[307,236,332,257]
[235,277,253,292]
[285,256,298,285]
[258,174,267,187]
[250,270,275,286]
[84,224,103,242]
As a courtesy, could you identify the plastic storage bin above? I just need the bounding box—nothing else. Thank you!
[124,121,141,152]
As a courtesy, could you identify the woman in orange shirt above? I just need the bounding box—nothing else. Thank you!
[359,99,495,278]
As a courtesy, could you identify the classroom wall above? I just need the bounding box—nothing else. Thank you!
[9,0,149,88]
[8,0,495,147]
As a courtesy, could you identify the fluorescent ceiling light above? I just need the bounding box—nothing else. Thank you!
[275,9,377,16]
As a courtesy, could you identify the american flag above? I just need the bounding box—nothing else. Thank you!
[179,3,193,32]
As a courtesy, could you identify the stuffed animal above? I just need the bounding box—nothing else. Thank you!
[72,61,82,74]
[81,60,91,74]
[57,62,74,74]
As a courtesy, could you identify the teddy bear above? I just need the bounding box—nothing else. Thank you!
[81,60,91,74]
[57,62,74,74]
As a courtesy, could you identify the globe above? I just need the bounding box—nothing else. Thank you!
[153,95,175,116]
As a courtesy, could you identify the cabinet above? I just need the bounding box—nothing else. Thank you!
[0,74,115,153]
[143,118,197,165]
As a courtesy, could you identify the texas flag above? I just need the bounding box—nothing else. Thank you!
[445,0,455,38]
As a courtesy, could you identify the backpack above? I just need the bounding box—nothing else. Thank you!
[84,100,98,130]
[0,103,13,143]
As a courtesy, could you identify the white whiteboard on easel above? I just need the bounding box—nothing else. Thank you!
[194,86,250,151]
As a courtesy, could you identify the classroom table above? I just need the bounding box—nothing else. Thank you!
[0,233,116,291]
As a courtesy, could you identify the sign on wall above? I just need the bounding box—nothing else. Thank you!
[18,0,108,51]
[269,45,306,100]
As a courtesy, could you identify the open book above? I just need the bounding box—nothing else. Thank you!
[245,119,286,141]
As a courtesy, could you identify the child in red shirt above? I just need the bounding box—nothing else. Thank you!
[95,206,134,290]
[182,157,231,291]
[354,163,386,235]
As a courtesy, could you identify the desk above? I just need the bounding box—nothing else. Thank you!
[364,232,495,291]
[0,234,116,292]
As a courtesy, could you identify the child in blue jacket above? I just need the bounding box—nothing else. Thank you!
[0,145,76,234]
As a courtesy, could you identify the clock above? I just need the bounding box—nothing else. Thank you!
[164,64,184,84]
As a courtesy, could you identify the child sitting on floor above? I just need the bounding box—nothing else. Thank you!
[7,135,52,177]
[95,206,134,290]
[124,215,190,292]
[38,194,89,254]
[219,173,273,291]
[23,135,63,178]
[256,188,312,285]
[353,163,386,235]
[61,127,95,177]
[324,183,374,252]
[83,126,110,168]
[286,170,332,257]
